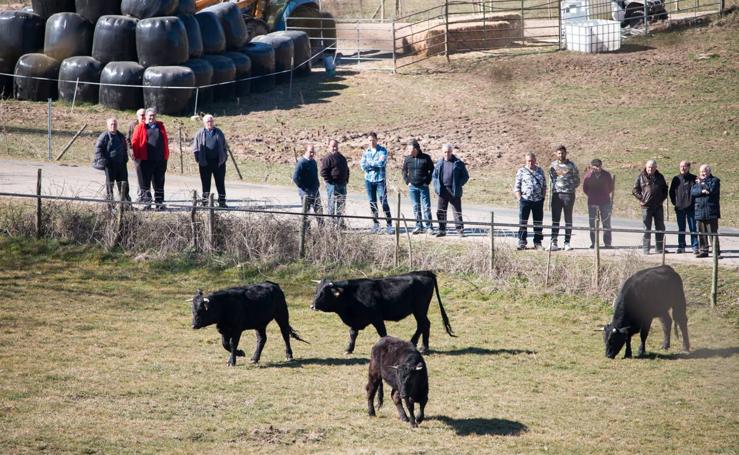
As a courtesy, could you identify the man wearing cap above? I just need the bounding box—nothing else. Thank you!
[582,159,614,249]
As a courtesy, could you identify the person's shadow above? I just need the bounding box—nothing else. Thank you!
[431,416,527,436]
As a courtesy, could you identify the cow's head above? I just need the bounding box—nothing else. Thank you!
[310,279,344,313]
[603,323,629,358]
[391,361,426,400]
[191,289,215,329]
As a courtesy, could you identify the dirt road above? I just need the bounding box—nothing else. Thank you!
[1,159,736,266]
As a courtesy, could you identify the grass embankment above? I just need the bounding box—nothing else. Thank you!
[0,238,737,453]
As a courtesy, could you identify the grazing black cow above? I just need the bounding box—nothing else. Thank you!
[310,271,455,354]
[367,336,429,427]
[603,265,690,359]
[191,282,308,366]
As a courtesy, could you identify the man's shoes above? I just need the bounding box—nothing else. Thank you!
[602,245,613,249]
[386,225,395,235]
[695,252,708,258]
[155,204,167,211]
[563,243,573,251]
[642,249,650,255]
[370,224,381,234]
[656,249,668,254]
[457,230,465,238]
[589,244,594,249]
[517,244,527,251]
[547,242,559,252]
[412,227,423,235]
[435,231,446,237]
[676,247,685,254]
[534,244,543,250]
[692,248,700,254]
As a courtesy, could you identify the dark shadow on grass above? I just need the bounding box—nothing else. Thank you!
[614,43,656,53]
[431,416,527,436]
[264,356,369,368]
[432,347,536,356]
[645,346,739,360]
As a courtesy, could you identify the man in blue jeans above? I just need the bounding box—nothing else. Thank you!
[402,139,434,234]
[360,132,393,234]
[320,139,350,226]
[669,160,698,254]
[513,152,546,249]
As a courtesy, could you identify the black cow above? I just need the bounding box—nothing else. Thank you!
[603,265,690,359]
[191,282,308,366]
[310,271,455,354]
[367,336,429,427]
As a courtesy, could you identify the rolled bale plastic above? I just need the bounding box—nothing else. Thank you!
[143,66,194,115]
[179,15,203,59]
[92,15,138,66]
[194,11,225,55]
[174,0,196,16]
[241,42,274,93]
[58,55,102,104]
[0,11,46,98]
[274,30,311,77]
[44,12,94,62]
[182,58,213,109]
[121,0,178,19]
[74,0,121,24]
[136,17,189,68]
[201,2,248,51]
[223,51,251,98]
[31,0,75,20]
[99,61,144,110]
[14,53,61,101]
[251,33,293,84]
[201,54,235,103]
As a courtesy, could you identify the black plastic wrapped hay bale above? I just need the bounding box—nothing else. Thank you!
[74,0,120,24]
[241,41,274,93]
[121,0,178,19]
[179,15,203,59]
[99,61,144,110]
[194,11,225,55]
[201,54,235,103]
[174,0,196,16]
[143,66,194,115]
[251,33,293,84]
[58,55,102,104]
[0,11,45,98]
[274,30,311,77]
[182,58,213,108]
[31,0,75,20]
[14,53,61,101]
[223,51,251,98]
[92,15,138,66]
[136,17,189,68]
[44,12,94,62]
[201,2,247,51]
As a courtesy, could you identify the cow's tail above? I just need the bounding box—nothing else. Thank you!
[433,273,456,337]
[376,381,384,409]
[289,326,310,344]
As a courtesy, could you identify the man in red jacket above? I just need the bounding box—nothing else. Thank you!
[132,108,169,210]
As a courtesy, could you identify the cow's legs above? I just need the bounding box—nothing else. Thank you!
[417,399,426,424]
[659,312,672,350]
[251,328,267,364]
[410,315,431,353]
[221,334,245,357]
[346,328,359,354]
[637,325,651,358]
[391,389,409,422]
[677,315,690,352]
[227,332,243,366]
[366,377,381,417]
[404,397,418,427]
[372,320,387,338]
[624,335,633,359]
[276,320,294,361]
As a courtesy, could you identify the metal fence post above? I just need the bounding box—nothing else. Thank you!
[47,99,52,161]
[391,19,397,73]
[643,1,649,35]
[558,0,563,50]
[490,211,495,274]
[208,193,215,252]
[711,234,718,307]
[594,208,601,289]
[299,196,310,259]
[116,181,127,247]
[395,192,401,267]
[71,77,79,112]
[35,169,42,239]
[178,125,184,174]
[444,0,450,62]
[191,190,198,250]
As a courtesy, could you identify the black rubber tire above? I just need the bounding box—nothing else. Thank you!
[99,61,145,111]
[14,53,61,101]
[43,12,94,62]
[136,17,189,68]
[143,66,195,116]
[92,15,139,66]
[58,55,102,104]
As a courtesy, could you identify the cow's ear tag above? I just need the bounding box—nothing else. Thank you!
[332,288,342,298]
[203,298,210,310]
[415,363,424,371]
[390,365,399,369]
[618,327,630,334]
[612,328,618,333]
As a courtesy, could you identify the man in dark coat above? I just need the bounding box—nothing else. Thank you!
[669,160,698,254]
[402,139,435,234]
[431,144,469,237]
[94,117,130,204]
[293,144,323,227]
[192,114,229,208]
[632,159,668,254]
[582,158,613,249]
[691,164,721,258]
[320,139,350,224]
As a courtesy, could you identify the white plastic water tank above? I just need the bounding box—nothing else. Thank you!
[565,19,622,53]
[561,0,591,23]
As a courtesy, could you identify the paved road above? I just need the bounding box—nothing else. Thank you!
[1,159,736,266]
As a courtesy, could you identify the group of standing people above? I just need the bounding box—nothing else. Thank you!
[292,133,469,236]
[514,146,721,257]
[94,110,230,210]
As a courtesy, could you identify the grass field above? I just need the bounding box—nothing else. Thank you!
[0,238,737,454]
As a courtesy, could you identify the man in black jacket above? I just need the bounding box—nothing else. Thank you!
[94,117,130,204]
[402,139,434,234]
[668,160,698,254]
[632,159,668,254]
[319,139,350,224]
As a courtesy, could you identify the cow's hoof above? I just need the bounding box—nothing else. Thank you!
[236,350,246,357]
[368,410,376,417]
[249,358,259,364]
[227,361,236,367]
[285,355,294,362]
[419,346,430,354]
[345,350,354,355]
[661,344,670,351]
[410,421,418,428]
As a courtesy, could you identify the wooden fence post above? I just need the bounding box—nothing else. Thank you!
[593,208,600,290]
[395,192,401,268]
[545,242,553,289]
[178,125,184,174]
[208,193,215,252]
[490,211,495,274]
[299,196,310,259]
[190,190,198,250]
[711,234,718,307]
[116,181,127,246]
[35,169,42,239]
